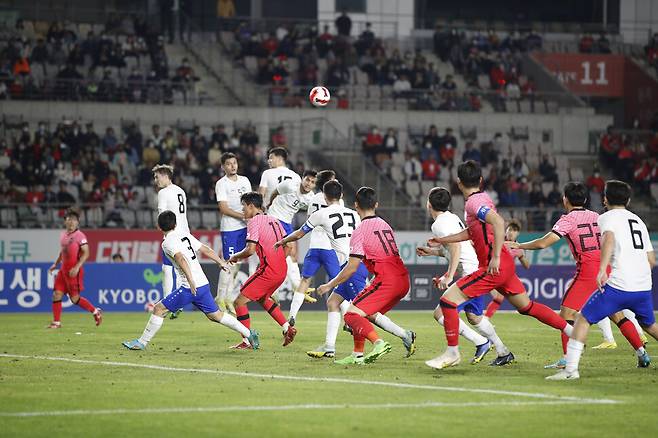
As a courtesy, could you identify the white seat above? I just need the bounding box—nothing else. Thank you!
[120,209,136,228]
[391,152,405,167]
[404,180,421,199]
[505,100,519,113]
[201,210,218,229]
[420,181,435,196]
[188,209,202,229]
[390,166,405,186]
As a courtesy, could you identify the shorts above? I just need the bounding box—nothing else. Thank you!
[352,273,410,315]
[457,295,486,316]
[161,248,172,266]
[335,263,369,302]
[561,274,598,311]
[161,283,218,314]
[54,268,84,296]
[278,220,293,236]
[301,248,341,279]
[221,227,247,259]
[456,259,525,298]
[240,265,287,301]
[581,284,655,326]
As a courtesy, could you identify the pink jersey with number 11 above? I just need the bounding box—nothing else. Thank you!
[246,213,287,272]
[349,216,408,277]
[551,208,601,273]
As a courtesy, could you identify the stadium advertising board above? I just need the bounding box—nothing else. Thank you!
[2,263,656,312]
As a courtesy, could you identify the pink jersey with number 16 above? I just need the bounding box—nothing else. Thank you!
[349,216,408,277]
[551,208,601,273]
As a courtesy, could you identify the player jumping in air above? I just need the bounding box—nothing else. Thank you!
[153,164,189,319]
[227,192,297,348]
[417,187,512,367]
[122,211,259,350]
[547,180,658,380]
[426,161,572,370]
[509,181,646,369]
[276,181,416,359]
[47,208,102,328]
[214,152,254,315]
[316,187,412,365]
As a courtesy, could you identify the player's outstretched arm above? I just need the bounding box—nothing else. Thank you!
[174,252,197,295]
[316,256,360,295]
[597,231,615,289]
[428,229,470,246]
[513,231,560,250]
[69,244,89,277]
[198,245,230,272]
[274,228,307,249]
[416,246,445,257]
[229,242,256,264]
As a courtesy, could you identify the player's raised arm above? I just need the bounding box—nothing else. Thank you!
[69,243,89,277]
[198,244,230,272]
[173,251,197,294]
[513,231,561,250]
[427,228,470,246]
[316,256,361,295]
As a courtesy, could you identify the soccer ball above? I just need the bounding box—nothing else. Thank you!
[309,86,330,107]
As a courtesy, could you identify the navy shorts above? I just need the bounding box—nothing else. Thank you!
[161,284,219,314]
[335,263,369,302]
[458,295,486,316]
[278,220,293,236]
[161,248,172,266]
[581,284,655,326]
[301,248,341,279]
[221,228,247,259]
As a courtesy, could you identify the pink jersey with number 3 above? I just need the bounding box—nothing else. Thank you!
[551,208,601,272]
[349,216,407,277]
[246,213,287,272]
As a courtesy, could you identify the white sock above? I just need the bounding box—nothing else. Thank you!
[138,314,164,345]
[565,339,585,374]
[597,318,615,342]
[325,311,341,350]
[374,313,407,339]
[219,313,250,338]
[438,315,488,346]
[288,292,305,320]
[162,265,174,298]
[286,257,301,290]
[563,324,573,337]
[474,318,509,355]
[339,300,351,315]
[636,346,647,357]
[216,269,232,303]
[282,321,290,332]
[447,345,459,355]
[622,309,645,337]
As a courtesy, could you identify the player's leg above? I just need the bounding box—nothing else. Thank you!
[593,317,618,349]
[48,288,65,328]
[161,248,179,318]
[308,292,345,358]
[484,290,504,318]
[67,272,102,326]
[464,298,511,363]
[507,290,571,335]
[621,309,647,343]
[433,304,488,351]
[620,290,656,367]
[543,304,578,369]
[608,310,646,354]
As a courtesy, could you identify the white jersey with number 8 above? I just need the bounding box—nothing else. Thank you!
[157,184,190,234]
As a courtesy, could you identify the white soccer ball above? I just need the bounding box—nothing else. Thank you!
[309,86,330,107]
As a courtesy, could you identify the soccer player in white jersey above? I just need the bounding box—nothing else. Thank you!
[417,187,512,368]
[122,211,259,351]
[153,164,189,319]
[258,147,301,206]
[547,180,658,380]
[215,152,253,314]
[275,180,416,358]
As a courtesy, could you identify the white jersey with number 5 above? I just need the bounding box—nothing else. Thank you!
[161,230,208,288]
[215,175,251,231]
[267,179,314,224]
[259,166,301,204]
[304,204,360,264]
[431,211,479,275]
[307,192,344,250]
[157,183,190,234]
[598,209,653,291]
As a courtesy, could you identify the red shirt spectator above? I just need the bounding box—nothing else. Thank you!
[262,34,279,55]
[579,34,594,53]
[26,189,44,204]
[422,157,440,180]
[600,131,619,154]
[490,64,505,89]
[618,144,634,160]
[635,161,651,182]
[586,173,605,193]
[270,127,287,147]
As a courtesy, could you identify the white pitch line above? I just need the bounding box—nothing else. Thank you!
[0,353,618,405]
[0,400,605,418]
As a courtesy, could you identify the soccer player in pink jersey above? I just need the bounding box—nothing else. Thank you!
[316,187,411,365]
[227,192,296,348]
[426,161,571,369]
[508,182,645,368]
[47,208,102,328]
[485,220,529,318]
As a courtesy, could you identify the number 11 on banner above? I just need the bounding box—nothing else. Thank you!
[581,61,608,85]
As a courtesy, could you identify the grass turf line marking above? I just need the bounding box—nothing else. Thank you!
[0,400,610,418]
[0,353,619,405]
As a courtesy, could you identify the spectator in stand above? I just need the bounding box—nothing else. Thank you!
[421,154,440,181]
[56,181,76,204]
[634,157,655,195]
[381,128,399,157]
[362,126,382,161]
[489,63,506,90]
[270,126,287,147]
[462,141,481,162]
[586,167,605,194]
[440,127,457,165]
[404,151,422,181]
[599,125,619,168]
[393,74,412,97]
[529,182,545,206]
[356,22,375,55]
[421,125,441,161]
[596,33,611,54]
[521,76,537,97]
[505,79,521,99]
[499,178,519,206]
[326,57,350,87]
[617,140,635,182]
[579,33,594,53]
[335,10,352,37]
[546,182,562,206]
[538,154,558,183]
[512,155,529,180]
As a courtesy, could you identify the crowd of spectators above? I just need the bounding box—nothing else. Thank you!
[0,119,283,226]
[578,33,611,54]
[0,17,199,103]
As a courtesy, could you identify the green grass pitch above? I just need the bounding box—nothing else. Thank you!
[1,311,657,437]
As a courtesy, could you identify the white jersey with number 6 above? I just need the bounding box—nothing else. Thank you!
[259,167,301,204]
[431,211,479,275]
[598,209,653,291]
[306,192,344,250]
[157,183,190,234]
[161,230,208,288]
[304,204,360,265]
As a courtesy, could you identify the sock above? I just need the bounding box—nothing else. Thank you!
[76,297,96,313]
[636,346,648,357]
[288,292,305,320]
[216,266,235,303]
[474,318,509,355]
[286,257,301,290]
[597,318,615,342]
[339,300,351,315]
[518,301,567,331]
[353,335,366,355]
[617,318,644,350]
[447,345,459,355]
[138,314,164,345]
[325,311,341,350]
[219,312,251,338]
[437,315,487,346]
[162,264,174,297]
[235,305,250,329]
[374,313,406,339]
[344,312,378,342]
[561,320,575,355]
[262,297,287,326]
[622,309,645,337]
[565,339,585,374]
[485,296,504,318]
[52,300,62,322]
[439,298,460,347]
